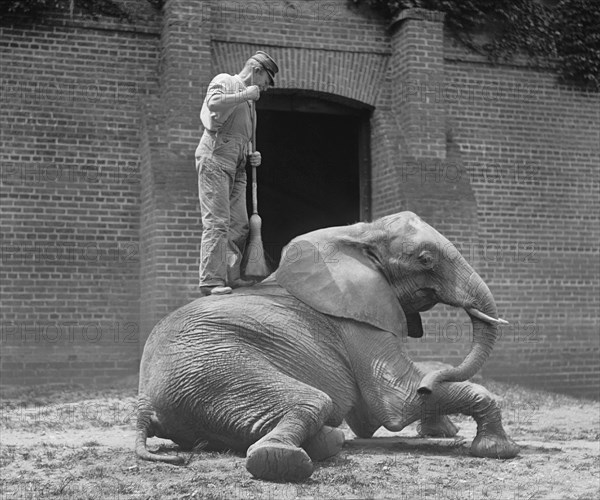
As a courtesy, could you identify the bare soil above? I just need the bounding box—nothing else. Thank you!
[1,378,598,499]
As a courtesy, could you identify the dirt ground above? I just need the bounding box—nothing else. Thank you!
[1,378,598,500]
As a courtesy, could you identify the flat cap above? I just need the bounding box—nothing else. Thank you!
[251,51,279,85]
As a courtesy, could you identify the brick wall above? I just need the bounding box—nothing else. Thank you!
[138,0,213,341]
[0,14,160,386]
[443,39,600,397]
[1,1,598,398]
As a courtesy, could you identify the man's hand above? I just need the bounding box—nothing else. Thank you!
[246,85,261,101]
[248,151,262,167]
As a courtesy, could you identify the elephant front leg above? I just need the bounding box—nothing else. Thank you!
[422,382,520,459]
[417,414,459,438]
[345,396,382,438]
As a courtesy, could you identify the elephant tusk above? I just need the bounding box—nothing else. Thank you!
[466,308,509,326]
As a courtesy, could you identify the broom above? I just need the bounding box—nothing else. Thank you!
[243,100,270,280]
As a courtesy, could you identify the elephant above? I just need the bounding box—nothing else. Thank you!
[136,211,519,482]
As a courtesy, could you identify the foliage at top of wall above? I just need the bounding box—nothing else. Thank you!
[350,0,600,90]
[3,0,597,89]
[0,0,159,24]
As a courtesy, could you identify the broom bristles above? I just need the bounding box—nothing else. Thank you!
[243,214,270,279]
[244,240,270,278]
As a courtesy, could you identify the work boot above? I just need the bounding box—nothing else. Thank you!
[200,285,232,297]
[231,278,257,289]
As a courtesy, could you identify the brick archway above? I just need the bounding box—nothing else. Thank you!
[209,42,384,263]
[211,41,388,107]
[252,89,372,264]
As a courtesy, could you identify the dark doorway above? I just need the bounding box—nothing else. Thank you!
[250,91,371,265]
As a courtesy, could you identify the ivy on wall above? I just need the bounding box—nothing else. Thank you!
[350,0,600,89]
[2,0,597,88]
[0,0,158,23]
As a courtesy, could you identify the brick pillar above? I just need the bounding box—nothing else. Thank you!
[390,8,446,160]
[139,0,212,346]
[387,9,485,367]
[159,0,212,150]
[387,8,477,238]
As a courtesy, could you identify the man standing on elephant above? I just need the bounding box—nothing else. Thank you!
[195,51,279,296]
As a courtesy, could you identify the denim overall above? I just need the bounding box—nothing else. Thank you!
[195,101,253,287]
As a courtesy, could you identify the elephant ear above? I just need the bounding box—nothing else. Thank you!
[275,238,407,336]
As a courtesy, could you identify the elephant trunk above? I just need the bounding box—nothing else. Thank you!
[417,270,506,395]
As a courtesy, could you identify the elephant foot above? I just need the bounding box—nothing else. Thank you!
[302,426,345,461]
[417,415,459,438]
[246,441,313,482]
[471,424,520,459]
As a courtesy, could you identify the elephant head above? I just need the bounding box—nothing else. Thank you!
[275,211,507,395]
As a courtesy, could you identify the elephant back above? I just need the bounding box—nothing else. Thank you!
[141,280,346,371]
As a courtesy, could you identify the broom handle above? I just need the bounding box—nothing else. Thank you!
[250,100,258,215]
[251,165,258,215]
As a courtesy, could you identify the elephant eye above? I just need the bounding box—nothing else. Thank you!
[418,250,435,269]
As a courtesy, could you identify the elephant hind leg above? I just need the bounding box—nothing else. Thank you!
[246,440,313,482]
[302,425,345,461]
[245,386,335,482]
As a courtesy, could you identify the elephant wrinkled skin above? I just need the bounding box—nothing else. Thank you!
[136,211,519,481]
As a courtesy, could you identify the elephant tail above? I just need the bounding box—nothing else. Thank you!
[135,428,184,465]
[136,400,185,465]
